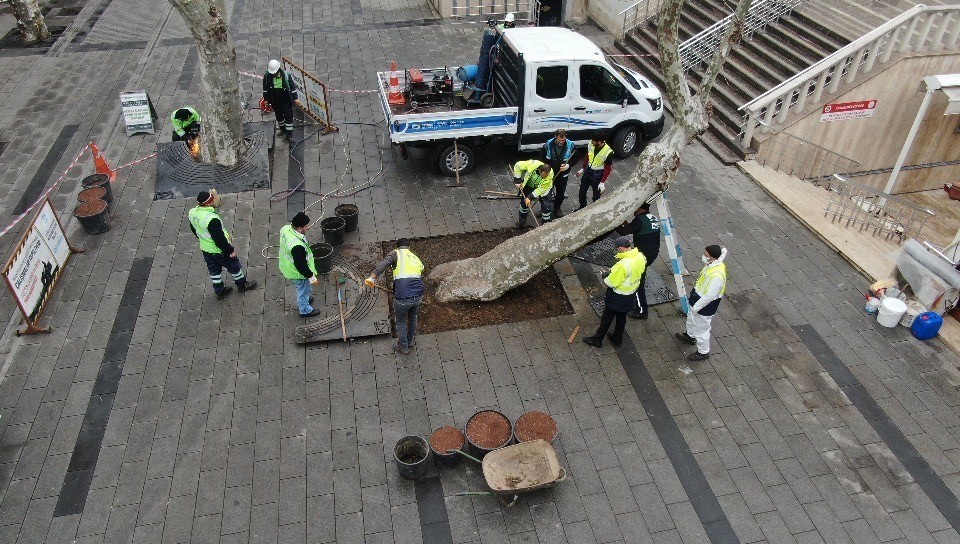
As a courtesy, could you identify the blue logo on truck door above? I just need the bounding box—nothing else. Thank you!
[393,114,517,134]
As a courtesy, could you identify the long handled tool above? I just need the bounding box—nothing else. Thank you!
[337,277,348,341]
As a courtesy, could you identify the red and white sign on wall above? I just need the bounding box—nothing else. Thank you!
[820,100,878,122]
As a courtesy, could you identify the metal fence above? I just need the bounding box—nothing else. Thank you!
[449,0,538,21]
[754,132,861,183]
[618,0,663,39]
[822,174,934,243]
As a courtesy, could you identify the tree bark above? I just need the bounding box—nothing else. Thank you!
[430,0,752,302]
[167,0,244,166]
[10,0,49,43]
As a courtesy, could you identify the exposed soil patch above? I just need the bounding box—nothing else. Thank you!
[398,453,423,464]
[430,426,465,455]
[514,411,558,443]
[381,229,573,335]
[466,410,512,449]
[74,199,106,217]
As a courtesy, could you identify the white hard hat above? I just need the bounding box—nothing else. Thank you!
[267,59,281,74]
[504,12,515,22]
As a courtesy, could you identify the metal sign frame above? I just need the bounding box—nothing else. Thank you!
[2,198,83,335]
[281,56,338,134]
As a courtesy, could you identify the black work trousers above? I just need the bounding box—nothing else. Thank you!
[578,169,603,208]
[553,171,569,213]
[589,307,627,344]
[271,97,294,133]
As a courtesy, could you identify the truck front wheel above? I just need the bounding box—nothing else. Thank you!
[611,125,642,158]
[437,142,475,177]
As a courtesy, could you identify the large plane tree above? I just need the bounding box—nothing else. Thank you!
[10,0,49,43]
[429,0,752,301]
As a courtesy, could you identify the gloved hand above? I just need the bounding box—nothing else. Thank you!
[576,169,584,177]
[524,198,532,207]
[309,276,319,286]
[364,276,376,287]
[598,182,606,193]
[560,163,569,172]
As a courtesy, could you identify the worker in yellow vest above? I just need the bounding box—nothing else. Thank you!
[366,239,425,355]
[279,213,321,318]
[677,245,728,361]
[577,132,614,209]
[188,189,257,300]
[513,159,554,227]
[584,236,646,348]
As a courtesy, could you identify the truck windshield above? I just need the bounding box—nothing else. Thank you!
[609,60,647,91]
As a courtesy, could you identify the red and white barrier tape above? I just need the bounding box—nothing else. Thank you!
[0,144,88,238]
[115,152,158,171]
[239,69,376,94]
[606,53,659,58]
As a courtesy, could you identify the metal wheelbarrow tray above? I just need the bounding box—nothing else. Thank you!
[457,439,566,506]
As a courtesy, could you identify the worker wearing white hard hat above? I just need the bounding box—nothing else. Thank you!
[262,59,299,140]
[497,12,516,29]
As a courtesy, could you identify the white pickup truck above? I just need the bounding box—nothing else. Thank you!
[377,27,665,176]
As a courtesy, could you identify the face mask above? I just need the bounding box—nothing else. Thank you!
[701,255,710,265]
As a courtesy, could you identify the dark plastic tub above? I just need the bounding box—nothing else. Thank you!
[78,186,107,203]
[321,216,346,246]
[335,203,359,232]
[73,199,110,235]
[311,242,333,274]
[464,410,513,459]
[81,173,112,202]
[513,411,558,444]
[394,435,430,480]
[429,426,466,468]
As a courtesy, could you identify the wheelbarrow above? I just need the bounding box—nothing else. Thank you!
[455,439,567,507]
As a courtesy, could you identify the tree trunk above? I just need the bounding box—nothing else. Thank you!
[10,0,49,43]
[167,0,244,166]
[429,0,752,302]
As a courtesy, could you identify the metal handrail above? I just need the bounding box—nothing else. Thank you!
[739,4,960,147]
[755,131,861,182]
[823,174,934,243]
[678,0,806,71]
[618,0,662,39]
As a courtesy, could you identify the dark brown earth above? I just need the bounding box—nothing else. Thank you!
[429,426,465,455]
[466,410,512,449]
[74,199,107,217]
[381,229,574,335]
[514,411,558,443]
[78,187,107,202]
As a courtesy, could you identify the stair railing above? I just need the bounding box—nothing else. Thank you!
[739,4,960,148]
[448,0,538,21]
[619,0,662,39]
[822,174,934,243]
[679,0,807,71]
[754,131,861,183]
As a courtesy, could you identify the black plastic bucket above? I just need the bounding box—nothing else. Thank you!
[429,426,465,469]
[464,410,513,459]
[335,203,359,233]
[311,242,333,274]
[81,173,112,202]
[73,199,110,235]
[394,435,430,480]
[321,216,346,246]
[78,186,107,203]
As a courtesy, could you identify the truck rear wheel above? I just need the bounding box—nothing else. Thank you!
[611,125,642,158]
[437,142,475,177]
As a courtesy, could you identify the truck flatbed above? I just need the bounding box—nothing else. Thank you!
[376,69,519,144]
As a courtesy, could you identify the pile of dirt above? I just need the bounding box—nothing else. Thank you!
[466,410,512,449]
[381,229,573,334]
[429,426,465,455]
[514,411,558,443]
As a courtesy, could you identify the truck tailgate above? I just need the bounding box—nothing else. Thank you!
[377,70,519,143]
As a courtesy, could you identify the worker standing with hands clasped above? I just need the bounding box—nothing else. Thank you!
[279,213,322,318]
[171,107,201,142]
[583,236,646,348]
[577,132,614,209]
[617,201,661,319]
[513,159,555,227]
[366,239,425,355]
[189,190,258,300]
[262,59,299,140]
[677,245,728,361]
[541,129,578,218]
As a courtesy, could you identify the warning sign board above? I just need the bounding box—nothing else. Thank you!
[282,57,334,129]
[3,199,76,334]
[820,100,877,122]
[120,91,158,135]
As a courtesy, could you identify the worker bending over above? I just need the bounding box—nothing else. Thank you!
[367,239,425,355]
[577,132,614,209]
[677,245,728,361]
[513,159,555,228]
[279,213,321,318]
[171,107,201,142]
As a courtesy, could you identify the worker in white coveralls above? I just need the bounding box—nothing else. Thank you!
[676,244,727,361]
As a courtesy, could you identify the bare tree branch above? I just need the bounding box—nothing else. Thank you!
[698,0,753,99]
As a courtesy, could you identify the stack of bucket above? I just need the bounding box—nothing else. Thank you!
[73,174,112,235]
[311,204,359,274]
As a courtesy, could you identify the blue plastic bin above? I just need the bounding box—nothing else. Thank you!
[911,311,943,340]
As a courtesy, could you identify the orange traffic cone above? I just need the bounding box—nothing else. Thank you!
[89,142,116,183]
[387,61,406,106]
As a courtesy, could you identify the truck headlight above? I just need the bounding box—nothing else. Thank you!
[646,97,662,111]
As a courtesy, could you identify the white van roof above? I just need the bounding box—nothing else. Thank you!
[501,27,605,63]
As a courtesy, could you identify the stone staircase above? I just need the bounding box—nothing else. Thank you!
[611,0,850,163]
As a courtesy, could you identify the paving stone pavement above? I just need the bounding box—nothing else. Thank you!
[0,0,959,543]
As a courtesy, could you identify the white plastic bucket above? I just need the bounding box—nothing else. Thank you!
[899,300,925,327]
[878,297,907,328]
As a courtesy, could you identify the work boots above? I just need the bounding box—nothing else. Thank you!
[515,213,528,229]
[238,280,258,292]
[215,286,234,300]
